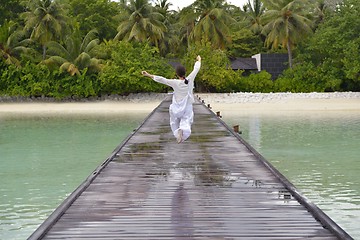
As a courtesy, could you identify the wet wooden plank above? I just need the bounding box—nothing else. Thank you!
[29,96,351,240]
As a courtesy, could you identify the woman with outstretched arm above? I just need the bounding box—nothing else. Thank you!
[141,55,201,143]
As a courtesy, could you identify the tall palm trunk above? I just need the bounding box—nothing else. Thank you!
[287,39,293,68]
[42,44,46,60]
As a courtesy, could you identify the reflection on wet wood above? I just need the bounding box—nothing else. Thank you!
[29,97,352,240]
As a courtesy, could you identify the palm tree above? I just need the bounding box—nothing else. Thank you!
[115,0,166,47]
[243,0,266,35]
[44,29,102,76]
[154,0,172,15]
[191,0,236,49]
[22,0,68,60]
[0,21,33,66]
[178,5,198,48]
[261,0,314,68]
[154,0,181,56]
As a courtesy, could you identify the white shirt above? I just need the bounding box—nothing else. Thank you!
[153,61,201,103]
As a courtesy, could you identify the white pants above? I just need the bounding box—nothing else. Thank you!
[169,95,194,141]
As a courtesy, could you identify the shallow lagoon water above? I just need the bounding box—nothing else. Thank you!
[223,111,360,239]
[0,113,147,240]
[0,110,359,239]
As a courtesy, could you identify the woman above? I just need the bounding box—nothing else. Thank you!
[141,55,201,143]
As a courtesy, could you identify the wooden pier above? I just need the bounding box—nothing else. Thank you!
[29,96,352,239]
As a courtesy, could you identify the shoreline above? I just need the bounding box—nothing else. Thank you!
[0,92,360,117]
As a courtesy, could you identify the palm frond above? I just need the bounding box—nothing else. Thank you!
[43,55,67,66]
[46,41,71,59]
[81,29,98,52]
[60,62,80,76]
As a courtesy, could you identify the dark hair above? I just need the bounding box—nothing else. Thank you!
[176,65,188,84]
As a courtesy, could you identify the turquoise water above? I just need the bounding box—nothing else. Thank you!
[0,110,359,239]
[224,112,360,239]
[0,113,146,240]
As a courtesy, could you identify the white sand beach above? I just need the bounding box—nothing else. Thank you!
[0,102,161,116]
[197,92,360,120]
[0,92,359,117]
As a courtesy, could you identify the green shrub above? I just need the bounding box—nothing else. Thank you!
[50,69,100,99]
[99,41,173,95]
[238,71,273,92]
[274,62,341,92]
[183,43,241,92]
[0,61,100,99]
[0,62,51,96]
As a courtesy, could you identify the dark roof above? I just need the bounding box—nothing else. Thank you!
[230,58,258,70]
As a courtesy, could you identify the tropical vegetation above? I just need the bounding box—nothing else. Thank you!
[0,0,359,99]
